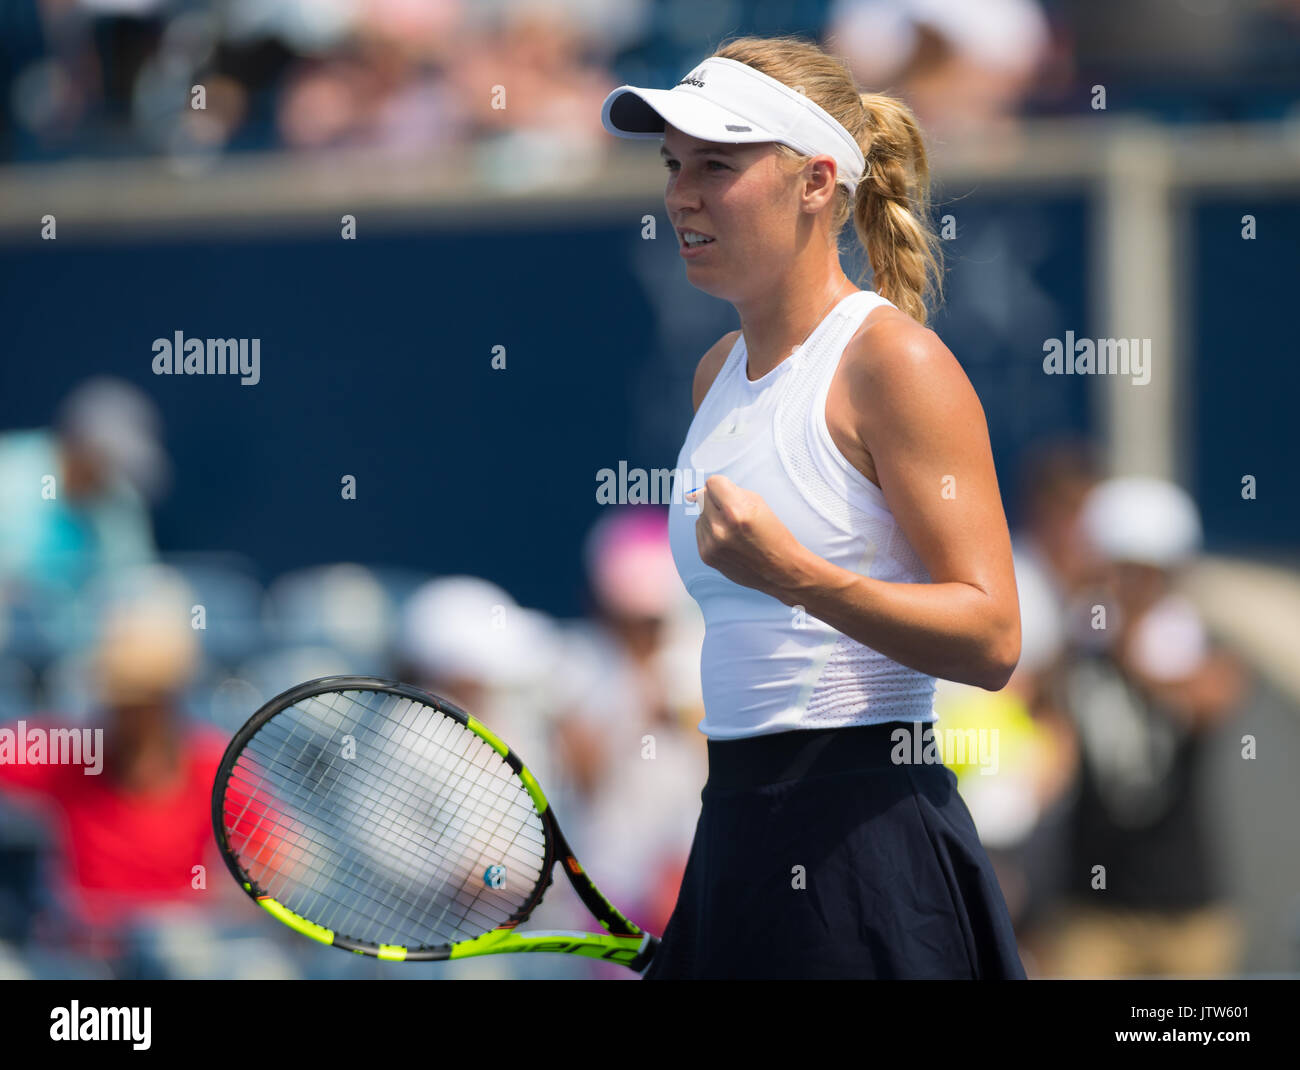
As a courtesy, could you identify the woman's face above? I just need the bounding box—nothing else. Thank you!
[661,124,820,301]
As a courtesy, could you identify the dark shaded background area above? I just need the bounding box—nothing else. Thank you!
[0,193,1102,614]
[1189,196,1300,555]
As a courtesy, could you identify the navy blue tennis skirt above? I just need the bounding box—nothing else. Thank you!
[643,721,1026,979]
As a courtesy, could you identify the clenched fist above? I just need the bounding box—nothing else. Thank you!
[686,474,809,600]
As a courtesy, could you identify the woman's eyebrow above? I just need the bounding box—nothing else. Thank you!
[659,143,738,158]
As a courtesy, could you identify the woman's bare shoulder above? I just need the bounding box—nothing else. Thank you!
[839,307,982,439]
[846,305,945,367]
[844,307,969,392]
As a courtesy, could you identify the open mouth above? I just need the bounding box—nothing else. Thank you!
[680,231,716,248]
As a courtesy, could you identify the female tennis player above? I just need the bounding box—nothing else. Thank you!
[600,36,1026,979]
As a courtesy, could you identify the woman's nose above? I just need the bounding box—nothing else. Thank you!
[665,176,699,213]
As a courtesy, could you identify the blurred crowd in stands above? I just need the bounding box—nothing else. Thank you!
[2,0,1299,176]
[0,378,711,980]
[0,376,1256,979]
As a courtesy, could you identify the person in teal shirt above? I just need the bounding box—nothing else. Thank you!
[0,378,165,596]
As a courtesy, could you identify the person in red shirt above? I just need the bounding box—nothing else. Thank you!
[0,603,235,964]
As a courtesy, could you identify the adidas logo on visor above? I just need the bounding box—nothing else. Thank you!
[676,66,706,88]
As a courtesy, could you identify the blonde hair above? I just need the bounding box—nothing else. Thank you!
[711,35,943,325]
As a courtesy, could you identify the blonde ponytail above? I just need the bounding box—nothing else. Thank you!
[853,93,943,325]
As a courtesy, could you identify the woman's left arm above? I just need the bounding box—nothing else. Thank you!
[690,319,1021,691]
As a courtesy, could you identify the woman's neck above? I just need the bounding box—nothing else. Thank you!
[736,268,856,381]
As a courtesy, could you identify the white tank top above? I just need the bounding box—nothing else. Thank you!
[668,289,938,739]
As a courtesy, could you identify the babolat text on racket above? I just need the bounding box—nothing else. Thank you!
[212,676,657,971]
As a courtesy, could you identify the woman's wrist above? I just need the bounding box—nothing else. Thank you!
[773,542,849,609]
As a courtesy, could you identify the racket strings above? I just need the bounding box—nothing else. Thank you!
[234,698,530,921]
[221,689,547,950]
[266,692,541,943]
[226,692,543,945]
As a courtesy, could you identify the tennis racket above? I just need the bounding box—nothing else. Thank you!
[211,675,658,972]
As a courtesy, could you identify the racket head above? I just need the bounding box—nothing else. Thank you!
[211,675,558,961]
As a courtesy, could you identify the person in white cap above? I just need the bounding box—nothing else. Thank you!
[1046,476,1248,978]
[602,36,1024,978]
[395,575,574,979]
[828,0,1051,137]
[547,507,709,976]
[398,576,561,810]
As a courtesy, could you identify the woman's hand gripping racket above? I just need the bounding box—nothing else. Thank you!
[212,676,657,972]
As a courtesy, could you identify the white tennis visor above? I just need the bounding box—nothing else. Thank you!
[601,56,866,192]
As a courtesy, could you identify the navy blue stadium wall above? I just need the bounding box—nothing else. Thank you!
[0,193,1102,617]
[1189,197,1300,557]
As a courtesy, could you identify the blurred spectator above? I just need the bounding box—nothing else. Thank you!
[987,438,1100,974]
[0,596,232,975]
[82,0,169,128]
[1010,438,1102,654]
[396,573,567,978]
[275,0,468,155]
[271,0,626,183]
[265,562,395,670]
[1044,476,1250,978]
[441,1,625,190]
[828,0,1052,137]
[0,377,165,596]
[1006,438,1103,836]
[551,507,706,961]
[398,573,559,776]
[927,441,1100,976]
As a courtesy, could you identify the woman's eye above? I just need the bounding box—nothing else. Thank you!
[663,160,727,172]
